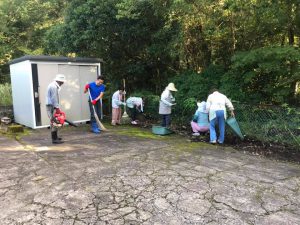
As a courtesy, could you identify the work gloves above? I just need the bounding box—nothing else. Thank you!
[55,108,62,114]
[85,84,90,90]
[91,99,97,105]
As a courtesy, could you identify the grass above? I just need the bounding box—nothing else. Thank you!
[109,124,164,140]
[0,125,31,140]
[107,123,212,152]
[0,83,12,106]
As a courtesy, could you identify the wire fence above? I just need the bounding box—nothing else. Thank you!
[144,95,300,149]
[234,103,300,148]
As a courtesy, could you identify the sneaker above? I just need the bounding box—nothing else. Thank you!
[192,132,200,136]
[210,140,217,144]
[131,121,138,125]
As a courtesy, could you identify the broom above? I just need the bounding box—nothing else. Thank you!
[121,79,131,124]
[88,88,107,131]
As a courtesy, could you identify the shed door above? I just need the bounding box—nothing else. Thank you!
[58,65,82,121]
[79,65,99,120]
[37,64,99,126]
[37,64,59,126]
[32,64,41,126]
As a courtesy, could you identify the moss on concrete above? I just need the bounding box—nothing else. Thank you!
[110,125,213,153]
[112,126,164,140]
[0,126,30,141]
[7,125,24,133]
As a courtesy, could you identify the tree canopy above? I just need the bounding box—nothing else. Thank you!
[0,0,299,104]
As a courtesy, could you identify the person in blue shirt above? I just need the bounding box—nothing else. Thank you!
[84,75,105,134]
[191,101,210,136]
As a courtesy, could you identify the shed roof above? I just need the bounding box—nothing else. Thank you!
[9,55,103,65]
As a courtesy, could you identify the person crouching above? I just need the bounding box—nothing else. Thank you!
[191,101,210,136]
[126,97,144,125]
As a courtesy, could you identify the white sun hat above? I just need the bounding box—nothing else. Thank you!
[166,83,177,92]
[54,74,66,82]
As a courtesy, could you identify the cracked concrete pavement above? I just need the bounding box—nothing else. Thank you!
[0,125,299,225]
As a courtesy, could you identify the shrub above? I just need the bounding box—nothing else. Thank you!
[221,46,300,104]
[0,83,12,106]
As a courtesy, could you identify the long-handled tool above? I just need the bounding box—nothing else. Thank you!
[53,111,78,127]
[100,98,103,120]
[65,119,78,127]
[88,88,107,131]
[121,79,130,124]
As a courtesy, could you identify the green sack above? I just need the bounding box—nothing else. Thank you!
[226,117,244,140]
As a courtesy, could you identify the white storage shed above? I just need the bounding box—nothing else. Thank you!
[9,55,103,129]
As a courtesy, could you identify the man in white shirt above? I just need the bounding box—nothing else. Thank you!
[46,74,65,144]
[206,89,235,144]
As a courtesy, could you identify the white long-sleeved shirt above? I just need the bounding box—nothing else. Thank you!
[126,97,143,112]
[46,81,61,108]
[112,90,123,108]
[159,89,175,115]
[206,91,234,121]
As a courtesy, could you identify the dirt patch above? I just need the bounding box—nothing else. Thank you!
[103,118,300,164]
[225,136,300,164]
[139,121,300,164]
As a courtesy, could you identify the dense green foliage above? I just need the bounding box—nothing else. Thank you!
[221,46,300,104]
[46,0,300,105]
[0,0,66,79]
[0,83,12,106]
[0,0,299,105]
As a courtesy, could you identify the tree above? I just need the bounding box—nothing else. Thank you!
[221,46,300,104]
[0,0,67,82]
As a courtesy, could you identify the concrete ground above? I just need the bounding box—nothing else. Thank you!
[0,124,299,225]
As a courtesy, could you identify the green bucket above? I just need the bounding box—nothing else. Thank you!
[152,125,173,135]
[226,117,244,140]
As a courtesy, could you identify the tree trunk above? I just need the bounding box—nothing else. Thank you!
[288,26,294,45]
[287,0,295,45]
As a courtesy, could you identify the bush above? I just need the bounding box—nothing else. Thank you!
[221,46,300,104]
[234,103,300,147]
[172,64,224,102]
[0,83,12,106]
[169,64,225,125]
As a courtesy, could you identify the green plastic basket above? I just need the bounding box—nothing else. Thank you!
[152,125,173,135]
[226,117,244,140]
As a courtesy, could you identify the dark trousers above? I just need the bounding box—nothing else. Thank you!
[46,105,57,132]
[129,107,137,121]
[89,100,101,124]
[161,114,171,127]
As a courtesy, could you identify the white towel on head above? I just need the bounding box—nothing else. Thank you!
[197,101,207,113]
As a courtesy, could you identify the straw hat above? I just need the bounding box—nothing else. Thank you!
[166,83,177,92]
[54,74,66,82]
